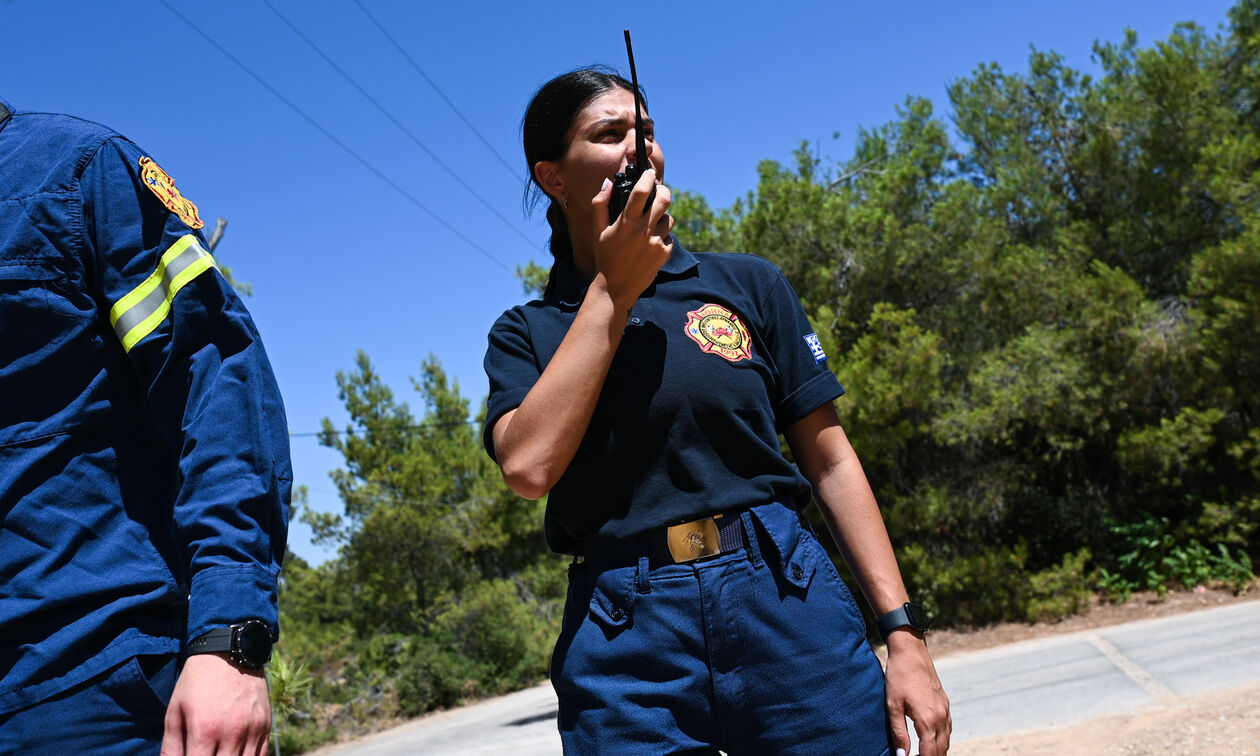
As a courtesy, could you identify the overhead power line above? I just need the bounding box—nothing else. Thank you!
[261,0,537,250]
[156,0,513,274]
[354,0,524,186]
[291,417,478,438]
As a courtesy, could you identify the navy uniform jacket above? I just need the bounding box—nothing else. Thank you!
[0,98,291,714]
[484,242,842,555]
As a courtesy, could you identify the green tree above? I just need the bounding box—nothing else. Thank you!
[281,353,565,723]
[310,352,550,635]
[668,3,1259,621]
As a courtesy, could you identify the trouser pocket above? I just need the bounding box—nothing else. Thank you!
[134,654,178,709]
[551,560,639,689]
[586,564,637,632]
[748,503,817,591]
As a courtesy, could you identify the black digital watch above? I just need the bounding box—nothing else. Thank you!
[186,620,274,669]
[876,602,930,642]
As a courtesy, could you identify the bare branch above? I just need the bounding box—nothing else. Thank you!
[206,216,228,251]
[827,158,886,193]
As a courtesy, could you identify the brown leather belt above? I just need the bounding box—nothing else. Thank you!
[650,512,748,565]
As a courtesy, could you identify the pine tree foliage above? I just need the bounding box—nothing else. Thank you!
[277,352,564,735]
[674,2,1259,623]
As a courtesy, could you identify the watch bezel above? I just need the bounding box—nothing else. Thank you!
[903,602,930,632]
[230,620,273,669]
[877,601,930,641]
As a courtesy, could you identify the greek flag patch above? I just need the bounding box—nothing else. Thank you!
[804,333,826,363]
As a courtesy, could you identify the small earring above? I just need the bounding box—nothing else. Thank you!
[561,193,569,210]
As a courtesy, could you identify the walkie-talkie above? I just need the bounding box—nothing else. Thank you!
[608,30,657,225]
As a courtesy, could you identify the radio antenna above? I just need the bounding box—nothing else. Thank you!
[608,30,656,222]
[624,29,648,176]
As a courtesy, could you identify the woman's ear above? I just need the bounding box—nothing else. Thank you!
[534,160,564,201]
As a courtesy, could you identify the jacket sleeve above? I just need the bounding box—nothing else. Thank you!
[79,136,292,644]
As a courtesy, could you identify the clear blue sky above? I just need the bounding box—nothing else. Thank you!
[1,0,1239,563]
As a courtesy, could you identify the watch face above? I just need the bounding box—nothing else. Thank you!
[906,603,930,630]
[233,621,273,667]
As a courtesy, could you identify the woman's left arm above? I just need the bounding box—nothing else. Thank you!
[785,403,952,756]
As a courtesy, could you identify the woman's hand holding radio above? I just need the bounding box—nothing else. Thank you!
[590,168,673,315]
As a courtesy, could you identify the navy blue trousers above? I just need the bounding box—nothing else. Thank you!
[553,503,891,755]
[0,655,176,754]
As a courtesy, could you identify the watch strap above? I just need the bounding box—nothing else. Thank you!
[186,621,274,669]
[187,626,233,655]
[877,602,929,641]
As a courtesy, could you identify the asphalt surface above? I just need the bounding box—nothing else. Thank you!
[317,599,1260,755]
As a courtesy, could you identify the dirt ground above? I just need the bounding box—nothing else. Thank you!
[918,586,1260,754]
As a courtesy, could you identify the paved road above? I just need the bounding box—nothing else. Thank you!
[317,600,1260,755]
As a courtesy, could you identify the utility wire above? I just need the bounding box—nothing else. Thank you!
[354,0,524,186]
[291,417,478,438]
[261,0,537,250]
[156,0,513,274]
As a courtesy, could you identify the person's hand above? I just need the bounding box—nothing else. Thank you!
[589,168,673,311]
[160,653,270,756]
[885,631,951,755]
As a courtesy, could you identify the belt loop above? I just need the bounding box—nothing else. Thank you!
[635,553,652,594]
[740,509,763,568]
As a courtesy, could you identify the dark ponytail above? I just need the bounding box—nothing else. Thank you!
[544,202,571,264]
[521,67,644,296]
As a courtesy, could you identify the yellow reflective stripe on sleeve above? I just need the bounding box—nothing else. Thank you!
[109,234,218,353]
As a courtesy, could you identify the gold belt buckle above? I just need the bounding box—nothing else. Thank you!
[666,515,722,563]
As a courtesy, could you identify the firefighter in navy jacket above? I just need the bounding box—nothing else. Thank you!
[0,97,290,753]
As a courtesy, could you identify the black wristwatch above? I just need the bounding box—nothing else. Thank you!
[877,602,930,642]
[186,620,274,669]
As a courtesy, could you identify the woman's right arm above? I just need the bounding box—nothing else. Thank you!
[492,171,672,500]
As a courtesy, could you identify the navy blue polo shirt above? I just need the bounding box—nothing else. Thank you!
[484,242,843,555]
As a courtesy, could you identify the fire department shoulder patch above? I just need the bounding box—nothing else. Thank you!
[683,304,753,363]
[138,157,204,229]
